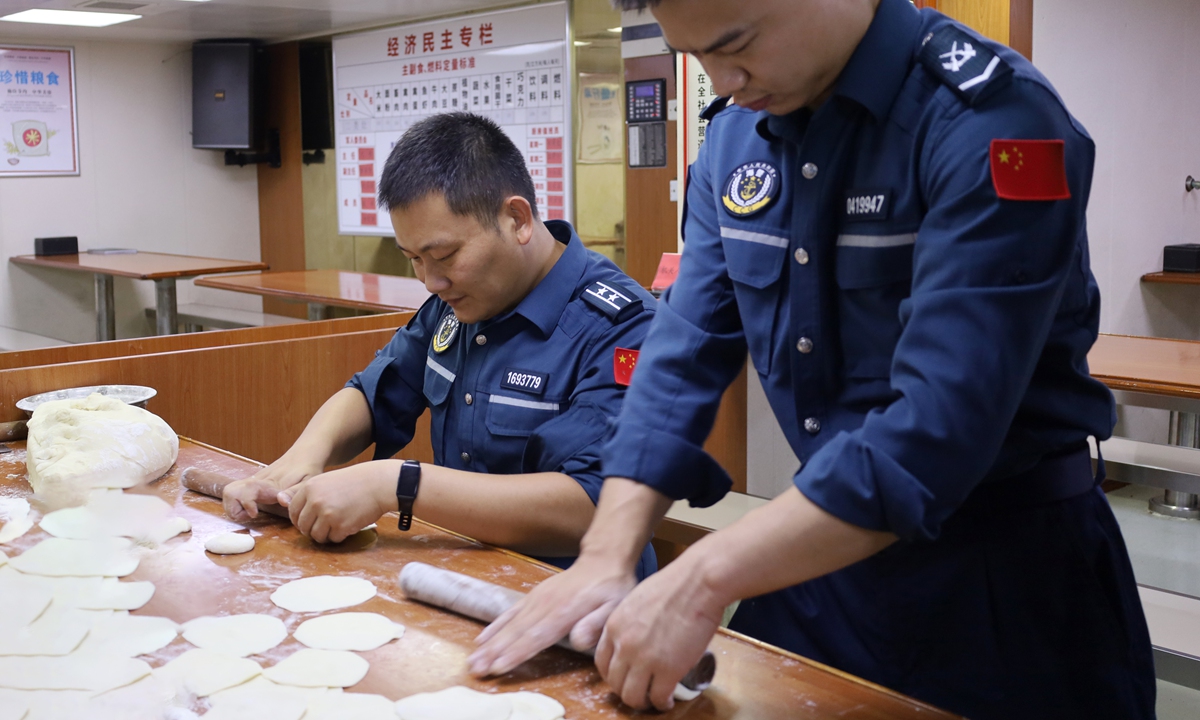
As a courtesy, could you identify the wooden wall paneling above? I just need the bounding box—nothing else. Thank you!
[258,42,308,319]
[0,328,433,467]
[1010,0,1033,60]
[623,54,678,287]
[0,313,410,371]
[705,361,748,494]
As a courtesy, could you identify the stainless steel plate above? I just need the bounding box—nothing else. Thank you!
[16,385,157,415]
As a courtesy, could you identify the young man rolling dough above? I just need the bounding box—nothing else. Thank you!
[223,113,656,577]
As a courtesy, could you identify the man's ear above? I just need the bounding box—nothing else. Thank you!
[501,195,536,246]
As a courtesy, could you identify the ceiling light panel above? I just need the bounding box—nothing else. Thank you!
[1,9,142,27]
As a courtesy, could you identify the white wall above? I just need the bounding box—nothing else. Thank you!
[746,0,1200,495]
[0,39,262,343]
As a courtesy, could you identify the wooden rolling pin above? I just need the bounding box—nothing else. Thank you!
[180,466,290,519]
[399,562,717,697]
[0,420,27,442]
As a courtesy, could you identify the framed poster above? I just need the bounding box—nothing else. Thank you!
[332,2,572,236]
[577,74,621,164]
[0,45,78,177]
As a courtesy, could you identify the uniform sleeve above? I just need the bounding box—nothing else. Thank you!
[599,124,744,508]
[345,301,436,460]
[522,306,656,504]
[796,80,1096,541]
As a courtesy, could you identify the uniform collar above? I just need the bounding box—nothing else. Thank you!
[510,219,586,337]
[757,0,921,141]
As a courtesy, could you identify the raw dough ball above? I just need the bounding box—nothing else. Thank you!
[152,648,263,697]
[181,614,287,657]
[270,576,377,613]
[26,394,179,508]
[262,649,370,688]
[293,613,405,652]
[8,536,139,577]
[204,533,255,555]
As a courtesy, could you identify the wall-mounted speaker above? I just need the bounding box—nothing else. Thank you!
[192,40,264,150]
[299,42,334,151]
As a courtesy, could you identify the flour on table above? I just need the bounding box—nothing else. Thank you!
[7,536,139,577]
[204,532,255,555]
[26,394,178,508]
[153,648,263,698]
[269,575,377,613]
[262,649,370,688]
[293,612,405,652]
[394,686,566,720]
[0,498,33,544]
[181,614,286,657]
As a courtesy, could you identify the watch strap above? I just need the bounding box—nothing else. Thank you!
[396,460,421,531]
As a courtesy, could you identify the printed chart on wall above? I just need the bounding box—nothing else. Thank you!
[0,45,78,177]
[333,2,572,236]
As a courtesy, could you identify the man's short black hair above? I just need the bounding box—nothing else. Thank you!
[377,112,538,227]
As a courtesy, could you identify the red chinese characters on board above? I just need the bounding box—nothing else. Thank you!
[390,23,497,57]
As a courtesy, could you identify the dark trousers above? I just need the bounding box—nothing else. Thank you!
[729,485,1156,719]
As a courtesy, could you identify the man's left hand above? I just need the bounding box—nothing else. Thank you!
[595,550,725,711]
[279,462,395,543]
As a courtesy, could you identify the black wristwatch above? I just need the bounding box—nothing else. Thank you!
[396,460,421,531]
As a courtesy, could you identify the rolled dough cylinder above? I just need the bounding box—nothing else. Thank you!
[205,533,255,555]
[26,394,179,508]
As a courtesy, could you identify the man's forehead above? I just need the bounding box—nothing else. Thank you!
[655,0,760,54]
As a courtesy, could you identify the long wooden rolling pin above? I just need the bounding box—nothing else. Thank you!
[399,562,717,697]
[0,420,27,442]
[180,467,290,519]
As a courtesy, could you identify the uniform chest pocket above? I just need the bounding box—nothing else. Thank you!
[835,239,914,386]
[423,355,456,406]
[484,394,561,437]
[722,230,788,376]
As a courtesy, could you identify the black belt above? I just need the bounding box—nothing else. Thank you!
[957,443,1101,515]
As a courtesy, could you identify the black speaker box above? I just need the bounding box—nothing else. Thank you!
[192,40,264,150]
[299,43,334,151]
[34,236,78,256]
[1164,243,1200,273]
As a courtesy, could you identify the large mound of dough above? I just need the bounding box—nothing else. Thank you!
[26,393,178,507]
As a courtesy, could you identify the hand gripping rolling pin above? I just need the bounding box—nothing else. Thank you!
[399,562,716,699]
[180,467,290,519]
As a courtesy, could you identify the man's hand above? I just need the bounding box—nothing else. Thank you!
[223,456,324,522]
[468,554,637,678]
[594,551,724,711]
[278,462,397,544]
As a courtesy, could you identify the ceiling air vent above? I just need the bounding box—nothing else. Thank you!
[77,1,150,11]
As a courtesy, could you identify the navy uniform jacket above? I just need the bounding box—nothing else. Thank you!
[348,220,657,577]
[602,1,1154,717]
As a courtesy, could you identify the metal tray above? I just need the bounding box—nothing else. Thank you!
[15,385,157,416]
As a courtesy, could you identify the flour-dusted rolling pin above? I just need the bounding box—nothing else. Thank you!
[0,420,27,442]
[399,562,717,698]
[180,467,290,520]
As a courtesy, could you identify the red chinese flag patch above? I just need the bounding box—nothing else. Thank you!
[614,347,639,386]
[989,139,1070,201]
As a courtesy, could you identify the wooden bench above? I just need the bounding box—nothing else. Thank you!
[145,303,305,332]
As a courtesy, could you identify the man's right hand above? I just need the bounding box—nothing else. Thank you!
[222,456,324,522]
[468,554,637,677]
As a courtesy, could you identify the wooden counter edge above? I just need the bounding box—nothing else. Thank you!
[194,275,410,313]
[10,254,269,280]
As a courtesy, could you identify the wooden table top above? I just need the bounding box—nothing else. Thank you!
[10,252,268,280]
[1090,333,1200,400]
[1141,271,1200,285]
[195,269,431,313]
[0,439,954,719]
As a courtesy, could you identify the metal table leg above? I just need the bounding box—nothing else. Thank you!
[1149,411,1200,519]
[154,278,178,336]
[94,273,115,342]
[307,303,329,321]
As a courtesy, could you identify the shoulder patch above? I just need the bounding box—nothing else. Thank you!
[700,96,731,122]
[918,25,1012,106]
[581,281,643,323]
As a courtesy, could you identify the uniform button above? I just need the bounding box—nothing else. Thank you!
[461,451,471,463]
[464,393,473,405]
[804,417,821,434]
[801,162,818,179]
[793,248,809,265]
[475,335,487,346]
[796,337,813,354]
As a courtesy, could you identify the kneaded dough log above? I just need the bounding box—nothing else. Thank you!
[205,532,255,555]
[293,613,405,652]
[182,614,287,657]
[26,394,179,507]
[270,576,377,613]
[262,649,370,688]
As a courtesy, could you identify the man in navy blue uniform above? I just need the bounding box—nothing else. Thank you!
[223,113,656,577]
[471,1,1155,717]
